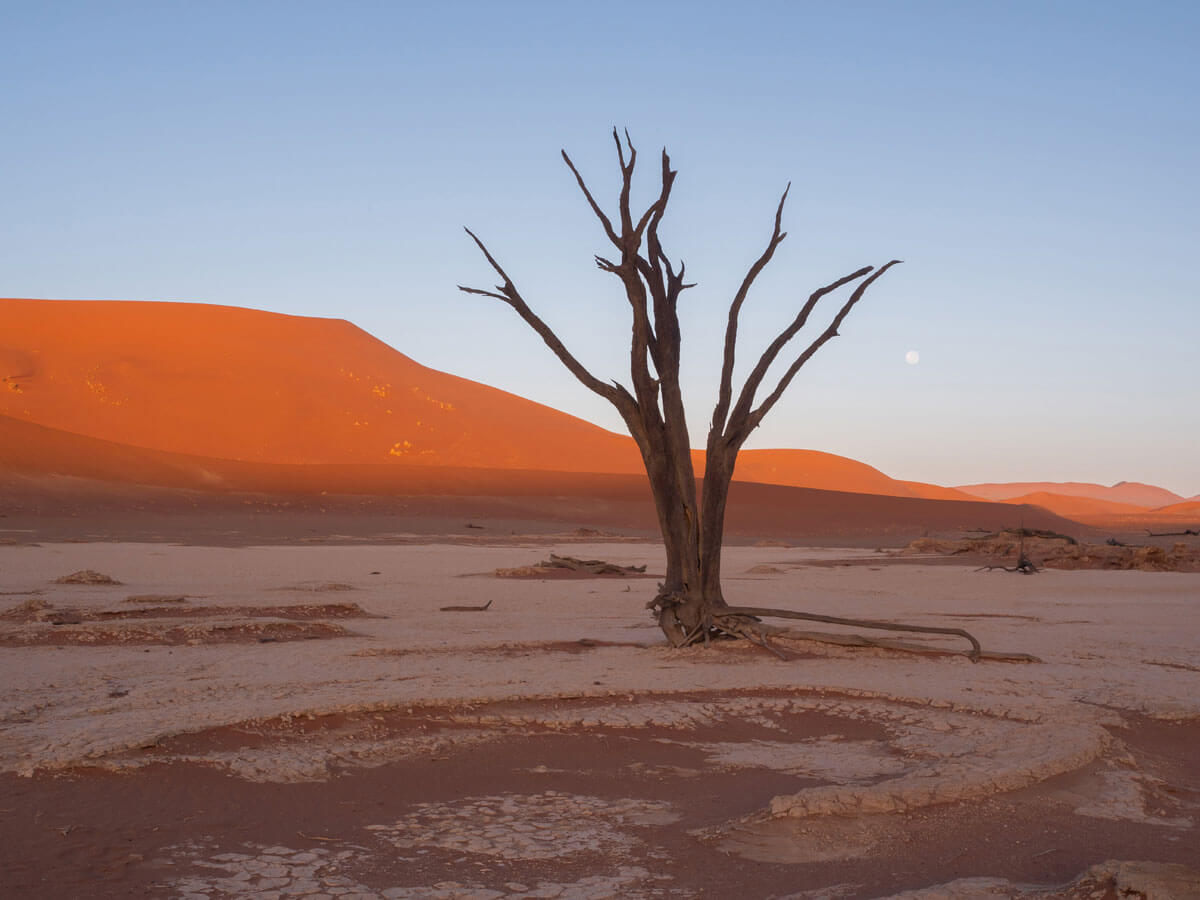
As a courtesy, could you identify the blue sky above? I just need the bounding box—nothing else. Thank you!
[3,1,1197,496]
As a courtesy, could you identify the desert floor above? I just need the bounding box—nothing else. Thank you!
[1,528,1198,899]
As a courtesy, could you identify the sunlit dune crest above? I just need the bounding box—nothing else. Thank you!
[3,300,1189,522]
[1,298,966,501]
[0,298,642,473]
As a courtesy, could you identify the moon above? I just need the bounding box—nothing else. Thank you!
[905,350,920,365]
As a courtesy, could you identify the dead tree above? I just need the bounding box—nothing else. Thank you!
[461,130,980,659]
[976,527,1039,574]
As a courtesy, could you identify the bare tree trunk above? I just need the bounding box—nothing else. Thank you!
[699,442,736,609]
[636,415,706,645]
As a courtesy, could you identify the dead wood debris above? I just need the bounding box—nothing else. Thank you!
[899,530,1200,572]
[54,570,122,585]
[124,594,190,604]
[439,599,494,612]
[495,554,647,578]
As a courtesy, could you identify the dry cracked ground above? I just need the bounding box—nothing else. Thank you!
[1,540,1199,898]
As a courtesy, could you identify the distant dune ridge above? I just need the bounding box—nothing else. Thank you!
[956,481,1184,509]
[952,480,1196,527]
[1,298,1192,530]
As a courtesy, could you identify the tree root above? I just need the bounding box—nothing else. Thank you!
[646,591,1020,663]
[760,624,1039,662]
[709,606,983,662]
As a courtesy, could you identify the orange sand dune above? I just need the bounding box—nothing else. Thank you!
[2,299,967,502]
[726,450,976,502]
[958,480,1183,509]
[996,491,1151,521]
[1151,500,1200,519]
[0,413,652,499]
[0,414,1092,542]
[0,298,643,473]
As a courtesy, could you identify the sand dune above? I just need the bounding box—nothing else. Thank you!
[0,414,1092,543]
[1153,500,1200,518]
[3,298,967,502]
[724,449,977,502]
[0,298,643,473]
[959,480,1183,509]
[995,491,1152,521]
[3,299,1184,525]
[998,491,1200,530]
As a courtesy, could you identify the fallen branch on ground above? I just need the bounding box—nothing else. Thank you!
[439,599,493,612]
[977,558,1039,574]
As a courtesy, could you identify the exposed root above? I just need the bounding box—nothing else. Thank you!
[717,616,787,660]
[650,589,991,663]
[710,607,983,662]
[762,625,1040,662]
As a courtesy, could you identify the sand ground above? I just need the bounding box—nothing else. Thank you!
[1,533,1198,899]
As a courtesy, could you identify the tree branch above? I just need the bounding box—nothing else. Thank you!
[561,150,620,249]
[458,227,624,407]
[613,127,636,239]
[746,260,902,430]
[724,265,876,442]
[710,183,790,437]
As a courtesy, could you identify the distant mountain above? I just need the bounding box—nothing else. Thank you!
[957,481,1184,510]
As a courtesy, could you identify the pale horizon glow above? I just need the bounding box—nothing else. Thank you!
[2,3,1197,497]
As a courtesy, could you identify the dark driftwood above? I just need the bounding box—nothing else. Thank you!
[977,559,1039,574]
[457,129,1003,659]
[1147,528,1200,537]
[439,599,493,612]
[977,529,1039,574]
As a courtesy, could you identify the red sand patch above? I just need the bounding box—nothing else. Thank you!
[1,694,1196,899]
[0,619,352,647]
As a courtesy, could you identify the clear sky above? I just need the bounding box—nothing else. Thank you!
[3,1,1197,497]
